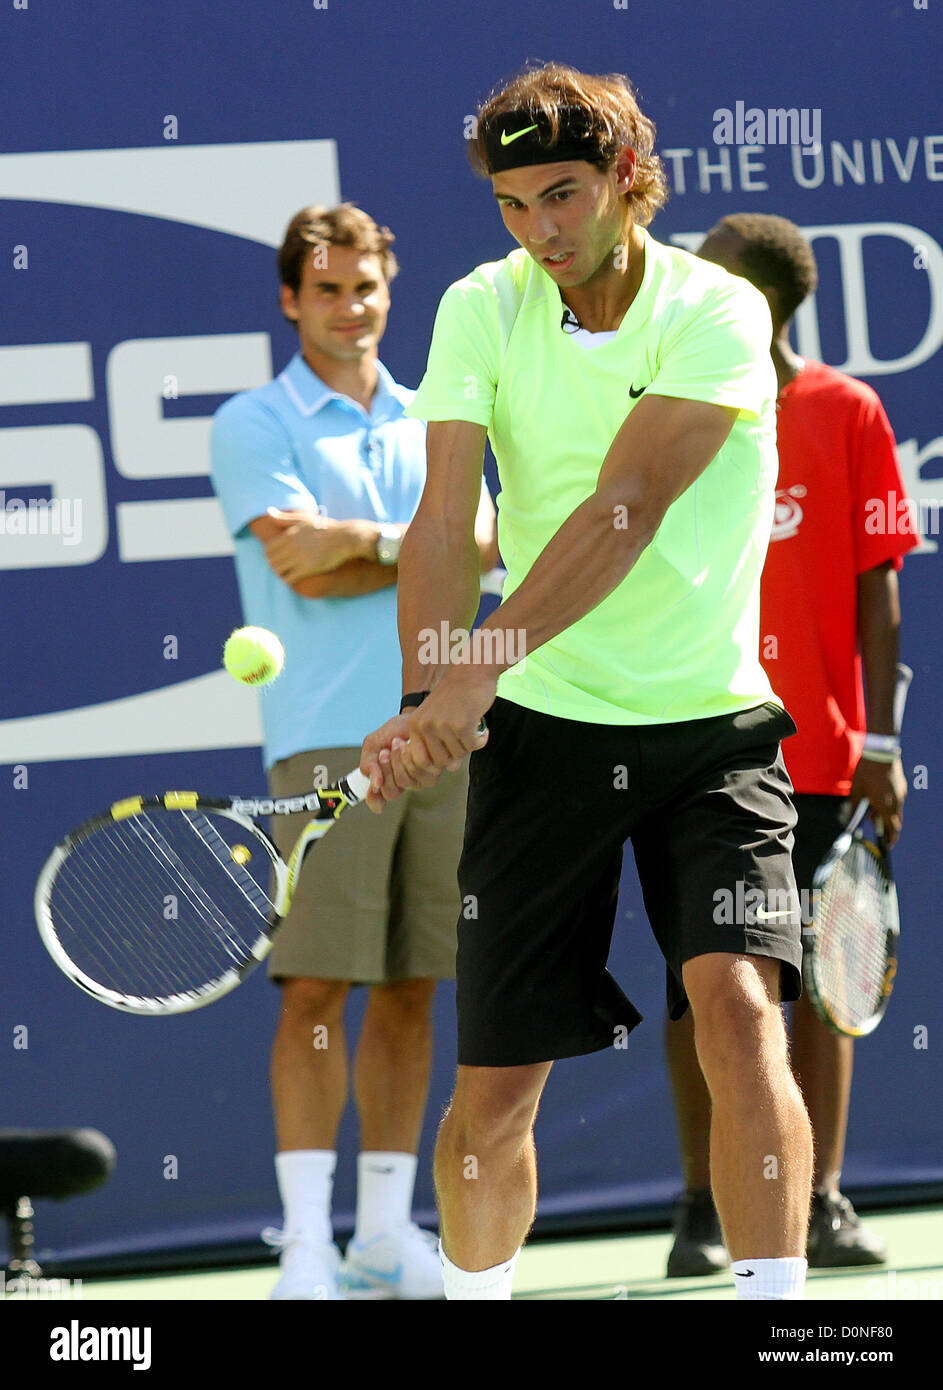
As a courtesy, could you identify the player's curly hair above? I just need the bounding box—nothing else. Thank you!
[703,214,818,323]
[277,203,399,306]
[468,60,668,227]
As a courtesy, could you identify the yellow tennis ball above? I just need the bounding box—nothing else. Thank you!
[231,844,251,865]
[223,626,285,686]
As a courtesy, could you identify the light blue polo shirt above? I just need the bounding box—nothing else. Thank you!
[210,351,427,769]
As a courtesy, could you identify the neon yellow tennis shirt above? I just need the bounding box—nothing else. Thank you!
[406,227,782,724]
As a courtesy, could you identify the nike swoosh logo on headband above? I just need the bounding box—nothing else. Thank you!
[500,124,539,145]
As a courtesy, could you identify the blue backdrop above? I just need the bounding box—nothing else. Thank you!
[2,0,941,1265]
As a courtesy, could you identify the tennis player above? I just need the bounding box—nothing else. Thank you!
[360,62,813,1301]
[211,203,497,1300]
[664,214,920,1276]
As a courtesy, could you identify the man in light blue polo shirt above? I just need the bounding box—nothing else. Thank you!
[211,203,497,1302]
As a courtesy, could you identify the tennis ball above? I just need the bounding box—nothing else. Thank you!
[223,626,285,686]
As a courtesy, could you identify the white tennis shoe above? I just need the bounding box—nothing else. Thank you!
[262,1227,345,1300]
[341,1223,445,1300]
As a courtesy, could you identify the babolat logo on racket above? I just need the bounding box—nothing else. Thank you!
[232,793,325,816]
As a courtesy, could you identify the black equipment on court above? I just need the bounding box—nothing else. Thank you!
[0,1128,116,1283]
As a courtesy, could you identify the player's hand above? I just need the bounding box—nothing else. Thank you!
[360,714,446,813]
[264,508,358,581]
[849,755,907,847]
[360,714,416,813]
[389,668,493,791]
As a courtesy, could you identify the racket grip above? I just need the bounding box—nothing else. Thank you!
[346,719,487,805]
[342,768,372,803]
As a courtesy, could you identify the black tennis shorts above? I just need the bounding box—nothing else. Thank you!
[456,696,803,1067]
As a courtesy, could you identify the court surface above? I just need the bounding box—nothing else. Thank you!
[66,1203,943,1300]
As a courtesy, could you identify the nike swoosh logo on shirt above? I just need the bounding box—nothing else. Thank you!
[629,384,647,398]
[500,123,538,145]
[755,908,795,921]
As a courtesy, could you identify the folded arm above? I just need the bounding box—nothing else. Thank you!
[249,482,496,601]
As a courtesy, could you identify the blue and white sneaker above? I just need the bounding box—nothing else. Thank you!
[341,1224,445,1300]
[262,1226,345,1300]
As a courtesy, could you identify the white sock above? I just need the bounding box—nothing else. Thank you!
[354,1151,417,1243]
[732,1257,807,1300]
[439,1241,520,1300]
[275,1150,335,1244]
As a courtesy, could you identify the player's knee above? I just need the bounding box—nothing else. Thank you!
[278,976,349,1026]
[689,965,784,1076]
[444,1066,547,1154]
[366,977,436,1023]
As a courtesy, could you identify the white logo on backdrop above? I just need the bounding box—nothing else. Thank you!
[0,141,339,763]
[672,222,943,555]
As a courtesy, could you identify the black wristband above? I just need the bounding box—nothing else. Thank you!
[399,691,430,714]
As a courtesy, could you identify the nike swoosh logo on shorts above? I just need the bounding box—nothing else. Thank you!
[501,123,538,145]
[629,384,646,397]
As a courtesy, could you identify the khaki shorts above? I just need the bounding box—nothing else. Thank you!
[265,747,469,984]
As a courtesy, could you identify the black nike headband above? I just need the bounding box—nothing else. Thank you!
[481,106,605,174]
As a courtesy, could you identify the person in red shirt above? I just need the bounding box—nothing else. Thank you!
[665,213,919,1275]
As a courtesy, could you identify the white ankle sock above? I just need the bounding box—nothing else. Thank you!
[275,1150,335,1244]
[439,1242,520,1300]
[354,1151,417,1242]
[732,1257,807,1300]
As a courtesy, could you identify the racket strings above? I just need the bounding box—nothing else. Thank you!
[182,812,276,920]
[130,812,268,962]
[52,818,238,998]
[48,809,275,1001]
[814,842,892,1030]
[53,829,203,998]
[107,814,257,981]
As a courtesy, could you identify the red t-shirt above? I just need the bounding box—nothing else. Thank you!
[760,360,919,795]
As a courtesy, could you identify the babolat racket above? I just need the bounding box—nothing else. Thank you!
[35,770,370,1016]
[802,663,913,1037]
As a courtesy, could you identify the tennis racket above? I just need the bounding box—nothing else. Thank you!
[35,769,370,1016]
[802,662,913,1037]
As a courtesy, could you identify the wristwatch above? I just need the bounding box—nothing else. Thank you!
[375,524,401,566]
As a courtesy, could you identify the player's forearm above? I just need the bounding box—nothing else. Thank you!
[294,560,398,598]
[474,489,656,677]
[398,511,483,693]
[858,563,901,734]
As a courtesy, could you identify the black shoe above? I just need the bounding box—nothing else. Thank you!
[807,1190,887,1268]
[666,1190,729,1277]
